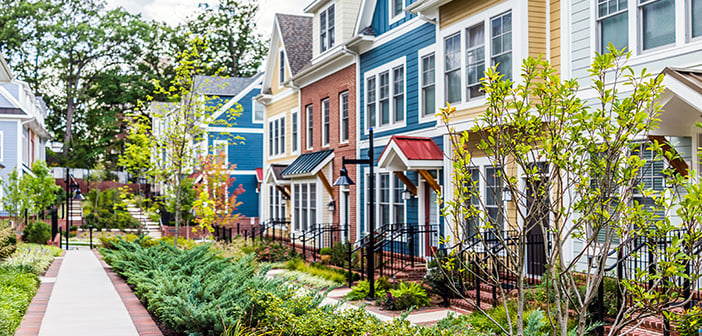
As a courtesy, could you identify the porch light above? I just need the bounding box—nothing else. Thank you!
[502,185,512,202]
[333,165,355,186]
[72,188,85,201]
[402,187,413,200]
[328,200,336,212]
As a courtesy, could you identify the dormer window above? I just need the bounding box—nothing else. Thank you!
[391,0,404,19]
[320,4,335,52]
[279,50,285,83]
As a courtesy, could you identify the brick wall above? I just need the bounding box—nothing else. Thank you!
[300,64,358,242]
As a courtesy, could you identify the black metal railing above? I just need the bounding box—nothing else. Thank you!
[212,218,291,244]
[291,223,348,262]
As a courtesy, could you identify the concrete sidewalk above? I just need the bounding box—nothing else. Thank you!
[38,248,139,336]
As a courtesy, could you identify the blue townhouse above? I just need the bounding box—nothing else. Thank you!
[351,0,445,259]
[196,74,265,221]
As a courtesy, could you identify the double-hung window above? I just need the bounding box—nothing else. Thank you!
[693,0,702,39]
[279,50,285,83]
[391,0,403,20]
[375,173,406,229]
[466,24,485,100]
[379,71,390,125]
[339,91,349,143]
[392,66,404,122]
[320,4,335,52]
[268,116,286,156]
[292,109,298,152]
[321,98,330,146]
[631,143,665,217]
[294,183,317,232]
[269,185,286,220]
[444,33,461,104]
[597,0,628,52]
[253,101,264,122]
[366,77,376,128]
[306,104,313,149]
[485,166,504,233]
[365,59,406,130]
[639,0,675,50]
[491,12,512,81]
[421,54,435,117]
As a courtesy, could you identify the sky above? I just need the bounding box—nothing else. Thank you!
[105,0,310,38]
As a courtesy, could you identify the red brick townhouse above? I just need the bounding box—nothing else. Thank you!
[280,0,365,243]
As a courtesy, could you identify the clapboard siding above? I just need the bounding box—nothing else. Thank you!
[265,92,299,164]
[439,0,507,29]
[570,0,591,80]
[370,0,417,36]
[229,174,259,217]
[359,22,435,141]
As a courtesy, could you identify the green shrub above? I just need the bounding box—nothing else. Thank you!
[3,244,62,274]
[276,270,341,289]
[255,241,294,262]
[0,226,17,260]
[379,282,431,311]
[673,306,702,336]
[424,251,464,307]
[330,242,348,266]
[285,258,347,283]
[345,278,391,300]
[319,247,332,255]
[22,221,51,244]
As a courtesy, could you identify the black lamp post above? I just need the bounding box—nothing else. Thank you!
[334,128,376,299]
[64,167,83,250]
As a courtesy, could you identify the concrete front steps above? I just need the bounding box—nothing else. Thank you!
[125,203,161,239]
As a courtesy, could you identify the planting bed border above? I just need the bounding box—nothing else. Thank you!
[14,252,64,336]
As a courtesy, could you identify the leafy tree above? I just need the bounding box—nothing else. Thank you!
[193,152,244,234]
[1,169,30,227]
[439,47,702,336]
[24,161,61,216]
[184,0,268,77]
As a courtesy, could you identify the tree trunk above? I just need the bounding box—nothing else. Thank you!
[63,95,75,154]
[174,173,181,248]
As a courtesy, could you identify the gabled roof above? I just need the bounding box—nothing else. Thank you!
[277,14,313,76]
[195,73,263,96]
[378,136,443,170]
[265,164,291,185]
[0,54,11,82]
[281,149,334,177]
[261,14,313,93]
[662,68,702,95]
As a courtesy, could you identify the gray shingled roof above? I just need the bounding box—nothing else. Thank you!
[277,14,313,76]
[281,149,333,176]
[195,73,263,96]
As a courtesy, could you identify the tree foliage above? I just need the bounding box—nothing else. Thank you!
[193,152,244,233]
[439,47,702,336]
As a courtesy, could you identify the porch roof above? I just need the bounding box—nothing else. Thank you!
[281,149,334,178]
[377,135,444,171]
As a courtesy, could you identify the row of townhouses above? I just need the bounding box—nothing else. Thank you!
[195,0,702,274]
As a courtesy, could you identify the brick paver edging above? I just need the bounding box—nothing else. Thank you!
[15,253,64,336]
[94,250,163,336]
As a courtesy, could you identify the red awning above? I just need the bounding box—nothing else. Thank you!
[377,135,444,171]
[255,168,263,182]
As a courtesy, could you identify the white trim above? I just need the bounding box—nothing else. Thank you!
[319,1,336,54]
[437,0,520,112]
[355,17,427,54]
[417,44,437,124]
[267,113,287,159]
[339,91,350,144]
[210,76,263,121]
[377,140,443,171]
[253,100,265,123]
[363,56,407,134]
[305,104,314,150]
[205,126,264,134]
[321,97,331,147]
[291,107,300,154]
[389,0,405,25]
[0,130,4,162]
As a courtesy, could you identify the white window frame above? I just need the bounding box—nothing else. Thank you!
[0,131,5,162]
[291,108,300,154]
[437,0,522,112]
[590,0,696,60]
[321,97,330,147]
[367,171,407,235]
[268,113,286,158]
[279,50,285,83]
[252,101,264,123]
[418,45,436,124]
[213,139,228,164]
[637,0,676,53]
[339,91,349,144]
[389,0,405,25]
[363,57,407,134]
[469,156,509,234]
[319,2,335,53]
[293,181,318,232]
[306,104,314,150]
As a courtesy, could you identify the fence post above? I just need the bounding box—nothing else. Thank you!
[229,228,233,243]
[409,224,415,268]
[302,232,306,260]
[474,260,481,309]
[237,223,240,236]
[59,227,63,249]
[89,225,93,249]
